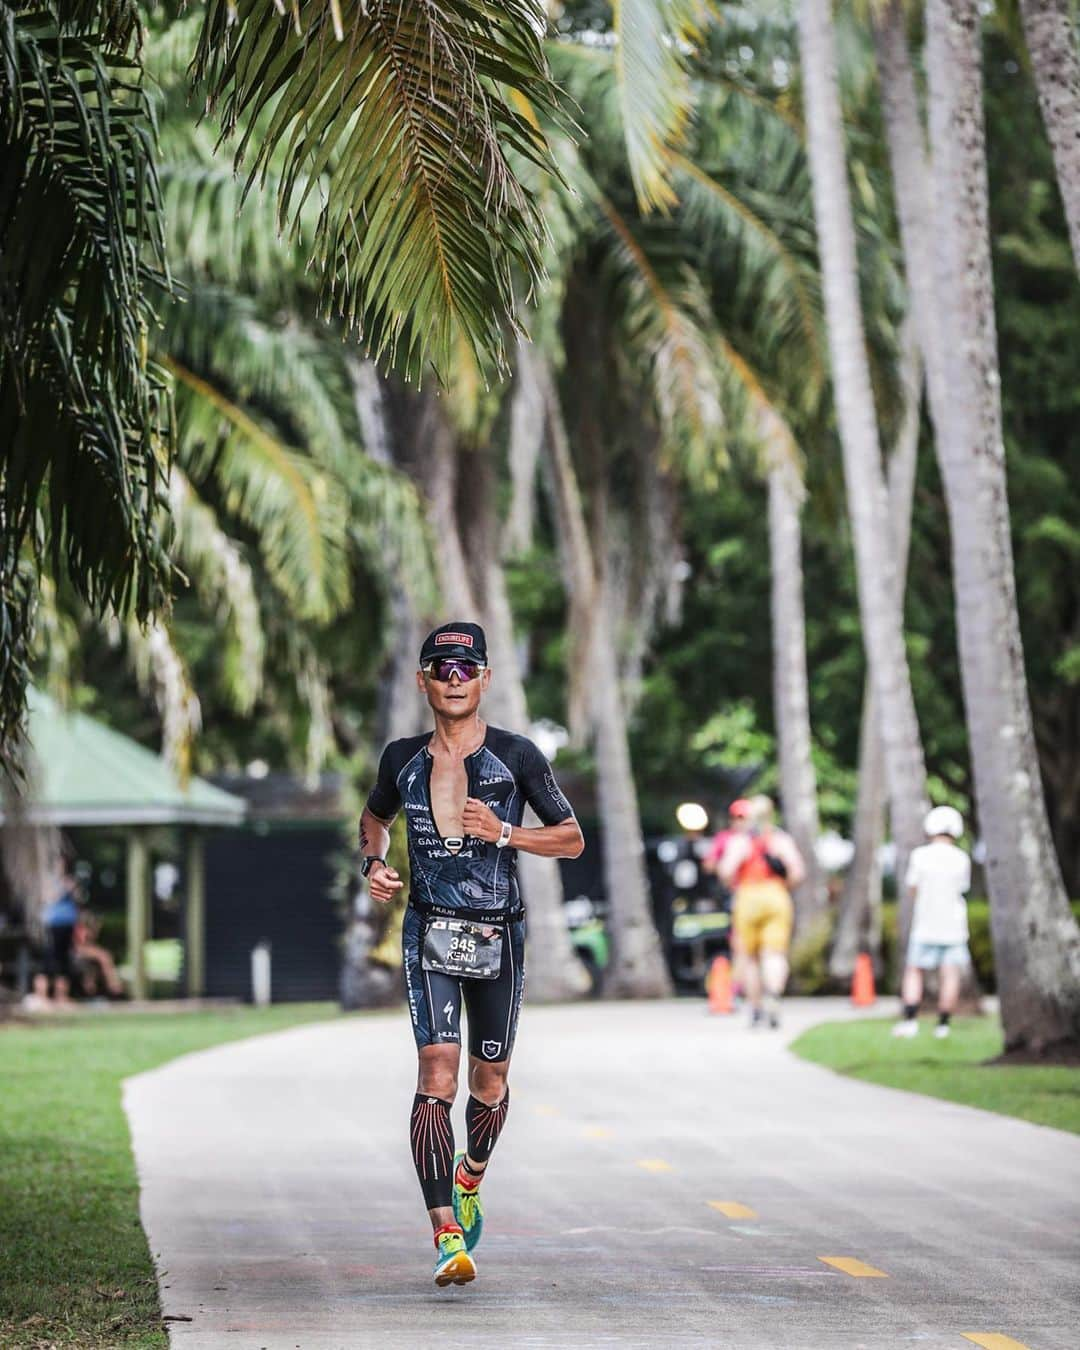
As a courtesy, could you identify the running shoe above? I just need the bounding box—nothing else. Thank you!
[433,1226,476,1287]
[452,1151,485,1252]
[933,1023,951,1040]
[892,1020,919,1038]
[763,995,781,1030]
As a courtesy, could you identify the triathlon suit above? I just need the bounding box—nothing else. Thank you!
[366,726,575,1062]
[731,834,794,957]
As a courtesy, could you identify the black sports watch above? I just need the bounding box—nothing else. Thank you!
[360,855,386,878]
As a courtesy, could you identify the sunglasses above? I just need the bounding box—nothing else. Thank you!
[423,658,486,683]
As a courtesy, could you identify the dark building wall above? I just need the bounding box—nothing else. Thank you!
[201,827,342,1002]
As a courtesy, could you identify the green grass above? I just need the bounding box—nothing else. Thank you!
[0,1003,339,1348]
[792,1016,1080,1135]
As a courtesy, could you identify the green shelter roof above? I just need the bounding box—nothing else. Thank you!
[2,689,246,828]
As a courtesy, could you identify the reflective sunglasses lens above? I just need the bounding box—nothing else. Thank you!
[429,659,481,682]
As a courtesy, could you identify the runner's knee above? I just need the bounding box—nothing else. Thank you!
[417,1045,460,1101]
[468,1059,509,1105]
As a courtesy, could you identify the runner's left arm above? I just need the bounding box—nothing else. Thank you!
[462,740,584,858]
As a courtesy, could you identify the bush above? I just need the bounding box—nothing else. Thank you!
[790,910,836,994]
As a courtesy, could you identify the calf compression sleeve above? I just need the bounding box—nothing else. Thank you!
[465,1089,510,1165]
[411,1094,455,1209]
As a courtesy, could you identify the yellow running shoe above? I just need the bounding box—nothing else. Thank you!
[433,1226,476,1288]
[452,1151,485,1252]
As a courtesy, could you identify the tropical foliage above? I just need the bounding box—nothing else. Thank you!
[0,0,562,765]
[3,2,1080,1042]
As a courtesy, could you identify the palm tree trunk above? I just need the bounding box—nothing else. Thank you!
[469,443,590,1002]
[766,447,825,928]
[1019,0,1080,272]
[926,0,1080,1054]
[830,324,922,980]
[831,683,887,980]
[798,0,929,939]
[348,359,428,742]
[504,335,546,557]
[540,362,672,998]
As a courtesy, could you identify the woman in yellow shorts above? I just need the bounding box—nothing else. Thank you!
[719,796,806,1028]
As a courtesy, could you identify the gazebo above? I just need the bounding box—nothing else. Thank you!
[2,689,246,999]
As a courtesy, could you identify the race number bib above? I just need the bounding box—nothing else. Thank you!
[422,918,503,980]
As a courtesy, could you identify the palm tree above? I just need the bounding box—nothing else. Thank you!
[764,413,826,926]
[797,0,929,930]
[925,0,1080,1053]
[830,324,922,980]
[539,357,674,997]
[1018,0,1080,272]
[1,2,170,765]
[2,0,567,765]
[192,0,564,382]
[34,14,432,782]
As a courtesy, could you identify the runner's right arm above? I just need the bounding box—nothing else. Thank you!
[361,745,404,904]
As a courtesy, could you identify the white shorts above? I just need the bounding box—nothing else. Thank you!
[907,939,971,970]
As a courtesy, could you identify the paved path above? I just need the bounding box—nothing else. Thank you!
[124,998,1080,1350]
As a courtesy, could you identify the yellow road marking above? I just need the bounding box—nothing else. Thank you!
[818,1256,889,1278]
[534,1105,559,1117]
[708,1201,758,1219]
[961,1336,1033,1350]
[635,1158,673,1172]
[583,1126,613,1139]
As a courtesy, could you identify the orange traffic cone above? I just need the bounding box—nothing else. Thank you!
[851,952,876,1007]
[707,955,734,1015]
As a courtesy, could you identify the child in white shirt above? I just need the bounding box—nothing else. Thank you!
[893,806,972,1040]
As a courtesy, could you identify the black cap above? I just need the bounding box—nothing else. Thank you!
[419,621,488,666]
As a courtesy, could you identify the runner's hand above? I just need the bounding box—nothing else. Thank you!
[463,797,501,843]
[368,863,403,903]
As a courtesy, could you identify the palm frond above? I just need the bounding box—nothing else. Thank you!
[158,161,314,300]
[191,0,565,381]
[28,570,80,706]
[0,552,35,777]
[161,285,433,604]
[612,0,707,212]
[0,7,172,599]
[713,330,803,488]
[168,469,265,714]
[165,354,351,623]
[51,0,142,50]
[595,193,724,464]
[1,8,174,752]
[123,617,202,780]
[669,150,825,392]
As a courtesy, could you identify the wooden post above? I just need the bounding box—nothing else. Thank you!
[185,832,206,998]
[126,832,149,1001]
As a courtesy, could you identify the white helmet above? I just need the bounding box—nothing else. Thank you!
[924,805,964,839]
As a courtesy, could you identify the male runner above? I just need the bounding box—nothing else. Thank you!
[359,621,584,1288]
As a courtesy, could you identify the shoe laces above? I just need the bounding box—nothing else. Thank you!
[457,1187,481,1228]
[436,1229,465,1256]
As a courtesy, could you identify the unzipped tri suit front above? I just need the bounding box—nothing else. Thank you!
[365,725,575,1062]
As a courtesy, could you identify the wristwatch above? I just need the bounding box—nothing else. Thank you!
[495,820,513,850]
[360,855,385,878]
